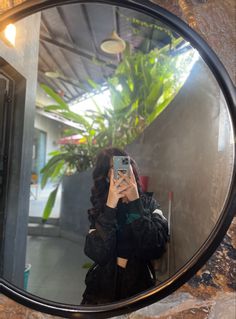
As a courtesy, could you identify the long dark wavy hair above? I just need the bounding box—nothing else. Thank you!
[88,147,143,222]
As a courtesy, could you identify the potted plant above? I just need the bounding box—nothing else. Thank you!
[39,34,196,221]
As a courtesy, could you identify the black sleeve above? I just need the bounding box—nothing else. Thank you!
[84,206,117,266]
[128,197,169,260]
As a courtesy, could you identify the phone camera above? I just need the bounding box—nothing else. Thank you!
[122,158,129,165]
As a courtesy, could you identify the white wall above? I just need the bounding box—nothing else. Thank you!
[34,112,63,162]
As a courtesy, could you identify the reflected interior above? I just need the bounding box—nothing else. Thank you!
[0,1,234,306]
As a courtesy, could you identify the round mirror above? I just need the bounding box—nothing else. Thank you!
[0,0,235,318]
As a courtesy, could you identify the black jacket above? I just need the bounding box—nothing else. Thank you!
[81,193,168,305]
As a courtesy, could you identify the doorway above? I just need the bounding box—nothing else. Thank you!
[0,58,29,288]
[0,71,14,277]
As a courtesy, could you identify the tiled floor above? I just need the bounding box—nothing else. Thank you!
[26,235,91,304]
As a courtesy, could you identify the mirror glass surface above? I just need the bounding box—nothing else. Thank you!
[0,1,234,307]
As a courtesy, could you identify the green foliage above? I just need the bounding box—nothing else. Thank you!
[39,35,196,220]
[42,185,60,222]
[40,84,69,110]
[88,36,190,149]
[82,262,93,269]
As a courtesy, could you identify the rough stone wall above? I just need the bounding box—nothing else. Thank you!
[0,0,27,14]
[151,0,236,84]
[0,1,235,83]
[0,1,235,318]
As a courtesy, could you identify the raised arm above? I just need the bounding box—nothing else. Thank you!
[84,169,129,266]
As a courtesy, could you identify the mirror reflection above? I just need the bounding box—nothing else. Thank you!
[0,1,234,306]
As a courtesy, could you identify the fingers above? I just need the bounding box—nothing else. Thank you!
[110,169,116,185]
[118,169,136,185]
[115,185,128,199]
[118,184,131,193]
[112,173,128,189]
[115,176,126,188]
[120,173,130,184]
[129,165,136,182]
[111,168,137,195]
[113,181,130,193]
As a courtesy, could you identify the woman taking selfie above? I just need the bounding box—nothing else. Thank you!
[81,147,168,305]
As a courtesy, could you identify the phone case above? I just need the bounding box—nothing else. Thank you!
[113,156,130,179]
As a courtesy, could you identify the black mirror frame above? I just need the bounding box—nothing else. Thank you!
[0,1,235,318]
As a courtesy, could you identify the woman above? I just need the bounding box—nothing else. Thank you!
[81,147,168,305]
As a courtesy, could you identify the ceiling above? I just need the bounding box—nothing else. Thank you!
[37,2,175,105]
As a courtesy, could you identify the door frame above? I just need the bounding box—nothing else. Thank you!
[0,58,28,289]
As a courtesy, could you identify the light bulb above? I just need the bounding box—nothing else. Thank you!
[3,24,16,47]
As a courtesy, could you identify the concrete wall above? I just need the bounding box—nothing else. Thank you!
[0,13,41,287]
[127,58,234,274]
[60,170,92,240]
[58,57,234,274]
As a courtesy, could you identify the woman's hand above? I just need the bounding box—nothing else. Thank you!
[120,166,139,202]
[106,169,130,208]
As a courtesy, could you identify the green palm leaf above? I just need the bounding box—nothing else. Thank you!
[40,84,69,110]
[42,186,59,222]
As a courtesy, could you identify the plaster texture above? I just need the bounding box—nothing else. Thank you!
[60,170,92,238]
[0,13,41,287]
[127,58,234,275]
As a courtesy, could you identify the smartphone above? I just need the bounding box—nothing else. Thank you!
[113,156,131,180]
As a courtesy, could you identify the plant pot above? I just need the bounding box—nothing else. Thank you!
[140,175,149,192]
[24,264,31,290]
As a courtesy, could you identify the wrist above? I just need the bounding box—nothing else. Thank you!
[106,199,117,209]
[127,197,142,213]
[98,205,117,225]
[129,194,139,202]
